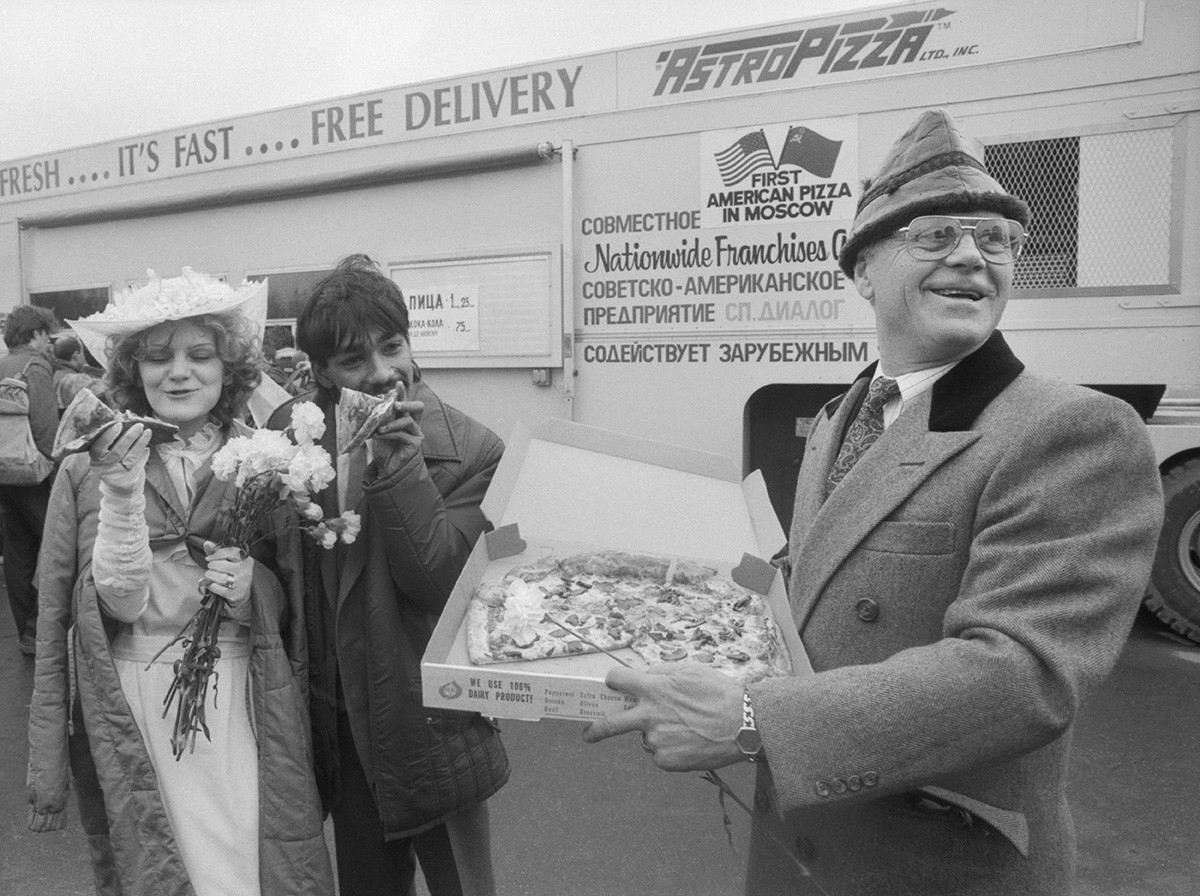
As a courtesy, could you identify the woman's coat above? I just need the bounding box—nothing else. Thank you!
[27,425,333,896]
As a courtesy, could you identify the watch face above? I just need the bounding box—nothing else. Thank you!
[735,726,763,755]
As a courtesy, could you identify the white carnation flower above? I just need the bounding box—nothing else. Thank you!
[243,430,297,480]
[210,438,247,482]
[339,510,362,544]
[283,445,334,495]
[290,402,325,445]
[283,444,335,495]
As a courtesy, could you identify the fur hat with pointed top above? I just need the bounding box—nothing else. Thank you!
[837,110,1030,277]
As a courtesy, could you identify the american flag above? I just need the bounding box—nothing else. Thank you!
[714,130,775,186]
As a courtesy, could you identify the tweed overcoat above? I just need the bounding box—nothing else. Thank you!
[26,422,333,896]
[745,332,1163,896]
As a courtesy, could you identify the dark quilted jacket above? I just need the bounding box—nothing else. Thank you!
[270,382,509,838]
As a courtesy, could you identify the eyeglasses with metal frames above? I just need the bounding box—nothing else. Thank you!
[896,216,1027,264]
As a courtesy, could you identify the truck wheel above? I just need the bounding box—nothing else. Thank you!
[1144,457,1200,644]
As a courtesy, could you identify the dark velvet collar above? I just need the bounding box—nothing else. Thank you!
[828,331,1025,432]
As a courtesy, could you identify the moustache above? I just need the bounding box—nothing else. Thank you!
[363,378,407,398]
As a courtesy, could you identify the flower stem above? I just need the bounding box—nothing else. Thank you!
[158,584,228,760]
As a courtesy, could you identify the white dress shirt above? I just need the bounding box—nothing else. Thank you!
[874,361,958,429]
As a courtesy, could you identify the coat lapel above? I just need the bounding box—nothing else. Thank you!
[335,520,368,613]
[144,449,187,532]
[788,390,980,631]
[309,397,347,613]
[783,327,1027,634]
[188,455,232,543]
[787,378,867,553]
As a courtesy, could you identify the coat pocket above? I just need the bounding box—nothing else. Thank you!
[862,520,955,555]
[910,786,1030,856]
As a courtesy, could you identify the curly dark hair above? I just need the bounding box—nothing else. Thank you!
[105,313,263,427]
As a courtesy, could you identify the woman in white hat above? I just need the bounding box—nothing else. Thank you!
[27,269,333,896]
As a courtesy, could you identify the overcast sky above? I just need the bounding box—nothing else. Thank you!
[0,0,887,162]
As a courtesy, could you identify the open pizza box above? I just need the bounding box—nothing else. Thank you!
[421,419,812,722]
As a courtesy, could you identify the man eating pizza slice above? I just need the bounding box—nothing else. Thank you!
[267,253,508,896]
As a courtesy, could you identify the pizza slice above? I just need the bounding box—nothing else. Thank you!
[335,385,398,454]
[630,576,792,684]
[466,573,634,665]
[52,386,179,461]
[559,550,671,584]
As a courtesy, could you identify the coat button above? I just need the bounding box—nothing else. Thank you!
[863,771,879,787]
[847,775,863,791]
[794,836,817,862]
[856,598,880,622]
[814,780,832,798]
[832,777,848,794]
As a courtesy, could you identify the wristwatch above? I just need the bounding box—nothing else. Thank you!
[734,690,764,761]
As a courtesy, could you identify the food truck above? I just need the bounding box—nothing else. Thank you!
[1,0,1198,639]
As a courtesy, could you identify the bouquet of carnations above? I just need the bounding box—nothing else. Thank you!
[155,401,359,759]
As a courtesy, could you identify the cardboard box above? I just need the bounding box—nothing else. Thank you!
[421,419,811,721]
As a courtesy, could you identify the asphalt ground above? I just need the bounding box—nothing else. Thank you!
[2,571,1198,895]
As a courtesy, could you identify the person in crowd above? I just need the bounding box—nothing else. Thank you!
[0,304,58,656]
[582,110,1165,895]
[266,344,297,388]
[269,253,508,896]
[51,333,104,408]
[285,349,313,395]
[266,346,314,397]
[27,272,333,896]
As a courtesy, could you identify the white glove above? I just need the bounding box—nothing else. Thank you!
[90,424,153,621]
[90,422,151,492]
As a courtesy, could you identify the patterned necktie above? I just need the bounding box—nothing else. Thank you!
[828,376,900,488]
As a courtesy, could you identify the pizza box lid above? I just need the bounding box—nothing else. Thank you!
[421,419,811,722]
[482,419,786,562]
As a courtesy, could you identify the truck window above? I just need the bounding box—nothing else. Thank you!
[29,286,110,324]
[986,126,1174,294]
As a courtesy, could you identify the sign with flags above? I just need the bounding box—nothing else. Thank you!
[700,116,858,229]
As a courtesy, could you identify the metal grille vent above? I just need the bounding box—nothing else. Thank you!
[986,128,1173,291]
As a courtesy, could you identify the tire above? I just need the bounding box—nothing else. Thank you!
[1144,456,1200,644]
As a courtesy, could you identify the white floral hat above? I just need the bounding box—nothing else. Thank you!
[69,267,268,369]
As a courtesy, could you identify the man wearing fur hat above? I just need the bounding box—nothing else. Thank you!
[584,110,1164,895]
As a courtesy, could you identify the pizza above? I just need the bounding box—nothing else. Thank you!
[335,385,399,454]
[52,386,178,461]
[465,550,792,685]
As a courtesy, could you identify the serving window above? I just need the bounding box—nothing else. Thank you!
[986,123,1178,296]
